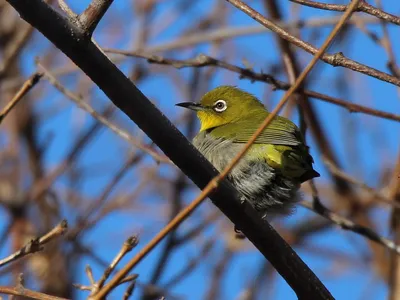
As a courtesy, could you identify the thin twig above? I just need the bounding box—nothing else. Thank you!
[95,236,138,292]
[79,0,114,36]
[302,182,400,255]
[36,61,170,164]
[74,274,138,293]
[0,220,67,268]
[74,237,138,295]
[0,24,35,77]
[322,159,398,208]
[69,153,144,239]
[109,15,378,54]
[57,0,77,19]
[0,285,70,300]
[164,238,215,288]
[0,72,43,124]
[123,280,136,300]
[86,265,96,286]
[290,0,400,26]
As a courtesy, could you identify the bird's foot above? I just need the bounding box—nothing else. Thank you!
[234,225,246,239]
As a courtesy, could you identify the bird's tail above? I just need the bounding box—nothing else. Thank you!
[280,148,320,183]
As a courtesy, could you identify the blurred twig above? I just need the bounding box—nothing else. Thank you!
[0,284,69,300]
[36,61,170,164]
[74,237,139,295]
[323,158,399,208]
[302,182,400,254]
[0,72,42,124]
[0,220,67,268]
[95,236,138,293]
[0,22,35,77]
[104,15,378,55]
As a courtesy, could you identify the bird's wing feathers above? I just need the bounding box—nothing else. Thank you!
[208,115,319,182]
[210,115,302,146]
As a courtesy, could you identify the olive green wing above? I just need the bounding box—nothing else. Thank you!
[209,115,319,182]
[210,115,302,146]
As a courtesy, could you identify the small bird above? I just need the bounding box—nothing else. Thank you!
[176,86,319,219]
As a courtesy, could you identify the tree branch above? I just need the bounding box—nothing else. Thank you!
[0,285,69,300]
[0,220,67,268]
[0,72,42,124]
[290,0,400,26]
[302,182,400,254]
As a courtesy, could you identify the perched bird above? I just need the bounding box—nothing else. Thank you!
[176,86,319,219]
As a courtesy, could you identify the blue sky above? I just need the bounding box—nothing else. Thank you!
[1,0,400,299]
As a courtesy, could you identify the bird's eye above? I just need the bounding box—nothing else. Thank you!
[213,100,227,112]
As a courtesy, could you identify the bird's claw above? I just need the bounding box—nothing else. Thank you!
[234,225,246,239]
[234,224,241,233]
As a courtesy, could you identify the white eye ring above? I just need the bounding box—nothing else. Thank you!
[213,99,227,112]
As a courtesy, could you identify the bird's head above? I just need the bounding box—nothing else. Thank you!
[176,86,265,131]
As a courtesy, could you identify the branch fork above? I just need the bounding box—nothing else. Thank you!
[58,0,113,37]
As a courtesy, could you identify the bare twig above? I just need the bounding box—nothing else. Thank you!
[79,0,114,36]
[123,280,136,300]
[75,237,139,296]
[0,24,35,77]
[86,265,96,286]
[290,0,400,26]
[69,153,144,239]
[74,274,138,293]
[0,285,69,300]
[95,236,138,292]
[0,220,67,268]
[57,0,77,19]
[0,72,42,124]
[323,159,398,208]
[164,238,215,288]
[28,104,115,204]
[116,15,379,54]
[374,0,400,79]
[36,61,170,164]
[302,182,400,254]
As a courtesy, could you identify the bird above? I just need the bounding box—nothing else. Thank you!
[176,85,319,219]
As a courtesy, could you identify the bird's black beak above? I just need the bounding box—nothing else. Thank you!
[175,102,204,111]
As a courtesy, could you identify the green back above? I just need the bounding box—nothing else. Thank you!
[209,111,302,146]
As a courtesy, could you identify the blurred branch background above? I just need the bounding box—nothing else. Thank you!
[0,0,399,299]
